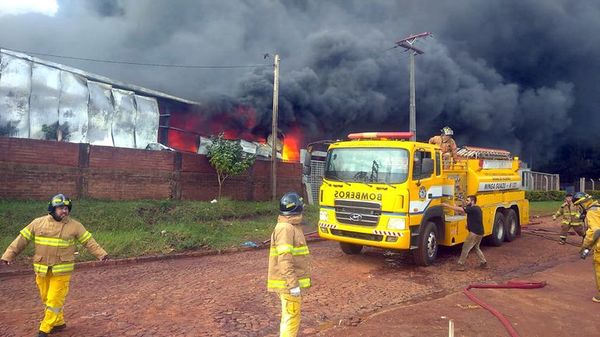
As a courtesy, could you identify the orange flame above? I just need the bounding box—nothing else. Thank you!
[164,105,303,158]
[282,126,302,162]
[168,129,197,153]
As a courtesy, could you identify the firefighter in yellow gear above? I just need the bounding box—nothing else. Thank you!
[574,192,600,303]
[267,191,311,337]
[1,194,108,337]
[429,126,458,167]
[553,193,585,244]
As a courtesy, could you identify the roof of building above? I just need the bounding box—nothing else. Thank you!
[1,48,201,105]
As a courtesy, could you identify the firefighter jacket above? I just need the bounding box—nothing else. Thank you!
[428,136,458,159]
[1,215,107,275]
[582,205,600,253]
[553,202,584,226]
[267,214,311,294]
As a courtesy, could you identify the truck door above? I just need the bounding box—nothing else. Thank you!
[410,149,444,215]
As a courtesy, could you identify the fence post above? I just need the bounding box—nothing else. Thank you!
[591,178,595,191]
[543,176,549,191]
[76,143,90,199]
[171,152,182,200]
[580,177,586,192]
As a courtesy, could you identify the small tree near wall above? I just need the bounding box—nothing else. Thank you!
[206,133,256,199]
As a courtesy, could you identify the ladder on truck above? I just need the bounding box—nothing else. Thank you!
[457,146,512,160]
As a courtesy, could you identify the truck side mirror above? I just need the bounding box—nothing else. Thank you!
[301,150,312,175]
[422,158,434,176]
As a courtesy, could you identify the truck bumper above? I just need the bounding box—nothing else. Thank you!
[318,222,411,250]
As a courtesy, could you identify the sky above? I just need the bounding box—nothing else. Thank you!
[0,0,599,181]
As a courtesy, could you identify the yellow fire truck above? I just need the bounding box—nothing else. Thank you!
[311,131,529,266]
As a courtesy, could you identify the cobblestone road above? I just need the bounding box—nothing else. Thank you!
[0,218,573,337]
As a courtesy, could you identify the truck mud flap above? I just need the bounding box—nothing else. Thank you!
[409,225,421,250]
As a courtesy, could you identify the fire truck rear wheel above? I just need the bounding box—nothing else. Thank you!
[340,242,363,255]
[485,211,506,247]
[413,221,438,266]
[504,209,519,242]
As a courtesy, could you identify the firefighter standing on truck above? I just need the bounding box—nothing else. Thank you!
[0,194,109,337]
[553,193,586,244]
[574,192,600,303]
[429,126,458,166]
[267,192,311,337]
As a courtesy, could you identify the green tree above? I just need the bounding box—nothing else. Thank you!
[206,133,256,199]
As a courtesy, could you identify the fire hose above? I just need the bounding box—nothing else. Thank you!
[521,228,582,247]
[463,280,547,337]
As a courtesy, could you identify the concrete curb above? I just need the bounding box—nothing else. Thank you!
[0,235,325,278]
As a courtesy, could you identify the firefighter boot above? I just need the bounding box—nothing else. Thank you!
[52,324,66,333]
[558,238,566,245]
[38,332,49,337]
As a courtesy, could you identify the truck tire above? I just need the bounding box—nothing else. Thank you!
[413,221,438,266]
[340,242,363,255]
[485,212,506,247]
[504,209,519,242]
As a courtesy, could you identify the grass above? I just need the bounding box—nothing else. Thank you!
[0,198,559,263]
[529,201,562,217]
[0,199,318,263]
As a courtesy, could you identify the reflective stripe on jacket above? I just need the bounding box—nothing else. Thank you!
[554,203,584,226]
[267,214,311,293]
[1,215,107,275]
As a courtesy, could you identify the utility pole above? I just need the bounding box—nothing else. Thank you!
[395,32,431,141]
[271,54,280,201]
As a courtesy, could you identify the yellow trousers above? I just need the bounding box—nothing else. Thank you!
[279,293,301,337]
[35,271,72,333]
[594,253,600,296]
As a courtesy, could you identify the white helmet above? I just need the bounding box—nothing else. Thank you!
[441,126,453,136]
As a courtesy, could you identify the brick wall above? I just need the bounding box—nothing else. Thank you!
[0,137,302,201]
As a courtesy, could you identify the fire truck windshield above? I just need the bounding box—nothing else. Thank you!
[325,148,409,184]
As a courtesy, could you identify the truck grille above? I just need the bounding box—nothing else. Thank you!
[334,200,381,227]
[330,229,383,242]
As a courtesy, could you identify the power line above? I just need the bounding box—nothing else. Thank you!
[5,47,271,69]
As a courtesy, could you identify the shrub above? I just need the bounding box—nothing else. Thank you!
[525,190,566,201]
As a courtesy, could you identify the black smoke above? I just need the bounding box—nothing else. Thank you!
[0,0,598,182]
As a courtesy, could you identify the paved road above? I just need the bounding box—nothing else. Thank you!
[0,217,586,336]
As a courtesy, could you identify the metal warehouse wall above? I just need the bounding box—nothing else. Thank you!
[0,49,161,148]
[0,137,301,201]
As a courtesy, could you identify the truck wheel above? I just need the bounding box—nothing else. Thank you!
[413,221,438,266]
[340,242,363,255]
[504,209,519,242]
[485,212,506,246]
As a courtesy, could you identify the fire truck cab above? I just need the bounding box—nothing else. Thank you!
[313,131,529,266]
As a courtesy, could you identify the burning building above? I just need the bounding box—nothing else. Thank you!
[0,48,302,161]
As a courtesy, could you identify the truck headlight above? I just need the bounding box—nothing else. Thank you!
[387,218,406,230]
[319,210,329,221]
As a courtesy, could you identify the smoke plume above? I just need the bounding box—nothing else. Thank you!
[1,0,598,181]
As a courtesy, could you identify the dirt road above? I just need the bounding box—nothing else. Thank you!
[0,217,595,337]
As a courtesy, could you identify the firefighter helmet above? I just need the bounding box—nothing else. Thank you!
[441,126,454,136]
[573,192,594,209]
[279,192,304,215]
[47,194,72,213]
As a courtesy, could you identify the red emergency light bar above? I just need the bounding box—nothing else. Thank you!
[347,132,415,140]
